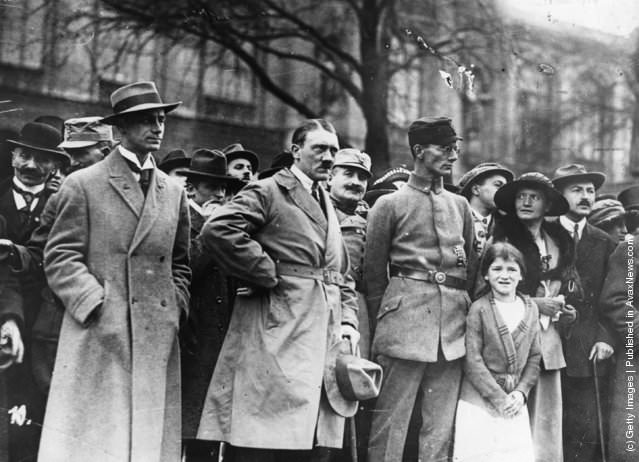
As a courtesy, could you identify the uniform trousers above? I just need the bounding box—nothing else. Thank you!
[368,354,462,462]
[528,368,563,462]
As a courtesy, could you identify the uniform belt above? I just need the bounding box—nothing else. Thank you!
[389,265,467,290]
[277,262,345,286]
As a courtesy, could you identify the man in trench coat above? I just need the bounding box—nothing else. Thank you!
[38,81,191,462]
[197,119,359,462]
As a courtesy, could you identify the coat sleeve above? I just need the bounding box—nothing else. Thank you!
[514,301,541,399]
[44,176,103,326]
[594,237,618,346]
[199,182,278,288]
[600,239,639,345]
[462,200,479,294]
[463,301,508,409]
[172,190,191,316]
[0,265,23,328]
[363,196,393,317]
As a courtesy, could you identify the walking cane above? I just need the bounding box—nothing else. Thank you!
[592,357,607,462]
[349,415,358,462]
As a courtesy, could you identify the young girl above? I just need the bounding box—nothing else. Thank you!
[454,242,541,462]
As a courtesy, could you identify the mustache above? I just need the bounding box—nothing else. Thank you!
[345,184,365,193]
[578,200,592,207]
[17,167,43,176]
[320,161,333,169]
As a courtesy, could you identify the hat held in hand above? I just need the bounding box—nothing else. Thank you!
[324,339,383,417]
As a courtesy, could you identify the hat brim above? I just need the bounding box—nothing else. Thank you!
[226,151,260,173]
[552,173,606,191]
[176,168,245,190]
[101,102,182,125]
[158,158,191,174]
[323,341,359,418]
[495,179,569,216]
[7,139,71,162]
[459,168,515,198]
[59,140,101,149]
[332,163,372,178]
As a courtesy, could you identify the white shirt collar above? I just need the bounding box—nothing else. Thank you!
[290,164,314,194]
[471,208,492,227]
[119,146,155,171]
[12,177,45,211]
[559,215,587,239]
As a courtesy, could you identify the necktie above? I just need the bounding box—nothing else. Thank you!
[311,182,326,217]
[13,185,40,211]
[573,223,580,252]
[124,159,153,196]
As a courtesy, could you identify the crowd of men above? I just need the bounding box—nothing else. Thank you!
[0,79,636,462]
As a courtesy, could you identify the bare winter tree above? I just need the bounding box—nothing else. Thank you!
[53,0,508,171]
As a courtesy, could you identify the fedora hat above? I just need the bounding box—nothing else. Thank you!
[222,143,260,173]
[176,149,244,190]
[588,199,626,227]
[551,164,606,190]
[258,150,294,179]
[158,149,190,174]
[618,186,639,211]
[323,339,383,418]
[101,81,181,125]
[457,162,514,199]
[59,117,114,149]
[494,172,569,217]
[7,122,70,162]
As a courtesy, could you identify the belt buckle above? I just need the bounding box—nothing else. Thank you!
[433,271,447,284]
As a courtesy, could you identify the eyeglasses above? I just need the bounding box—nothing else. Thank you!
[433,144,460,156]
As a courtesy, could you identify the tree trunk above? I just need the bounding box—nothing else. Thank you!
[359,0,392,175]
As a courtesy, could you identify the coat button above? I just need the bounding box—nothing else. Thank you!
[216,297,223,304]
[159,256,165,262]
[161,300,167,307]
[131,297,137,304]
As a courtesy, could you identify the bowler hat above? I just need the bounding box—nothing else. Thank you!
[59,117,114,149]
[7,122,70,162]
[323,339,383,418]
[101,81,181,125]
[457,162,514,199]
[551,164,606,190]
[222,143,259,174]
[258,150,294,179]
[618,186,639,211]
[588,199,626,227]
[494,172,569,217]
[158,149,190,174]
[176,149,244,190]
[332,148,372,177]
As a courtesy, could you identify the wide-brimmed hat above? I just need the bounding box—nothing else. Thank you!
[176,149,244,190]
[588,199,626,227]
[332,148,372,178]
[158,149,190,174]
[258,150,294,179]
[323,339,383,418]
[101,81,181,125]
[618,186,639,211]
[222,143,259,173]
[552,164,606,191]
[7,122,70,162]
[457,162,514,199]
[494,172,569,217]
[59,117,114,149]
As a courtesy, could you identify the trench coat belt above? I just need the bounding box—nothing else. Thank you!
[389,265,467,290]
[277,261,345,285]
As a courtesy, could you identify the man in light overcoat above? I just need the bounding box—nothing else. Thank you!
[38,81,191,462]
[197,119,359,462]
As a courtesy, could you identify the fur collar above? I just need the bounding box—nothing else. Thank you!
[492,214,581,298]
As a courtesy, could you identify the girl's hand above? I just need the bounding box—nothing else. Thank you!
[501,391,525,418]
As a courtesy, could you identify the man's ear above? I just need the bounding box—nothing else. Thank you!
[471,183,480,197]
[413,144,424,160]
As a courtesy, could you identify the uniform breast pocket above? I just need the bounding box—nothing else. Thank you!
[377,296,402,321]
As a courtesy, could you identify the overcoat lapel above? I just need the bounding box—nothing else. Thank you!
[130,161,165,253]
[321,186,343,271]
[275,169,327,229]
[108,149,144,218]
[576,225,597,264]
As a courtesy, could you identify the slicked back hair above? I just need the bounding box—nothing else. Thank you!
[291,119,336,146]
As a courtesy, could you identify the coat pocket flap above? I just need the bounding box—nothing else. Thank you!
[377,296,402,321]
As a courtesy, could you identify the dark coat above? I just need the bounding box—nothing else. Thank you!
[40,150,191,462]
[561,222,616,377]
[180,204,235,439]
